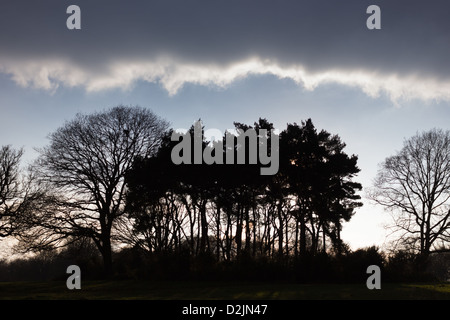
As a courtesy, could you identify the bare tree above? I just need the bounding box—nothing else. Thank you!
[370,129,450,256]
[23,105,169,276]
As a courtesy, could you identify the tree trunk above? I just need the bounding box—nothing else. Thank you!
[216,203,221,261]
[235,206,243,257]
[277,202,283,258]
[245,206,251,253]
[99,235,113,278]
[299,211,306,257]
[322,226,326,253]
[294,218,299,258]
[199,200,208,254]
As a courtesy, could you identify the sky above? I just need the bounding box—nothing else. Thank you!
[1,0,450,253]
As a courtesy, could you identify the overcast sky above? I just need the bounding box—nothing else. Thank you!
[1,0,450,252]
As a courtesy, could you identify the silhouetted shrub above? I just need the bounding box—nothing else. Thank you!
[294,252,338,283]
[426,252,450,282]
[113,246,193,281]
[0,251,68,281]
[0,238,103,282]
[384,250,440,282]
[3,242,446,283]
[337,246,385,283]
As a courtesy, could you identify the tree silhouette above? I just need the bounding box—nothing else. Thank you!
[125,118,362,265]
[280,119,362,257]
[20,105,169,277]
[0,145,24,237]
[370,128,450,256]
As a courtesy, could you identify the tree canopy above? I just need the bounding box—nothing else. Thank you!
[18,105,169,276]
[370,128,450,256]
[4,107,449,281]
[4,107,365,278]
[125,118,362,261]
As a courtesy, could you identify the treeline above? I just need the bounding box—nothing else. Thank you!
[1,105,449,283]
[0,105,363,280]
[1,243,447,282]
[123,118,362,262]
[4,105,428,282]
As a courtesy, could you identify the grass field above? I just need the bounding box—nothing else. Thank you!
[0,280,449,300]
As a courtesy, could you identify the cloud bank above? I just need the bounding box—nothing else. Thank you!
[2,56,450,104]
[1,0,449,103]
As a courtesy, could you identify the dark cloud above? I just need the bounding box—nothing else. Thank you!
[0,0,449,97]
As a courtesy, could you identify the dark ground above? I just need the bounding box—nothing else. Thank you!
[0,280,449,300]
